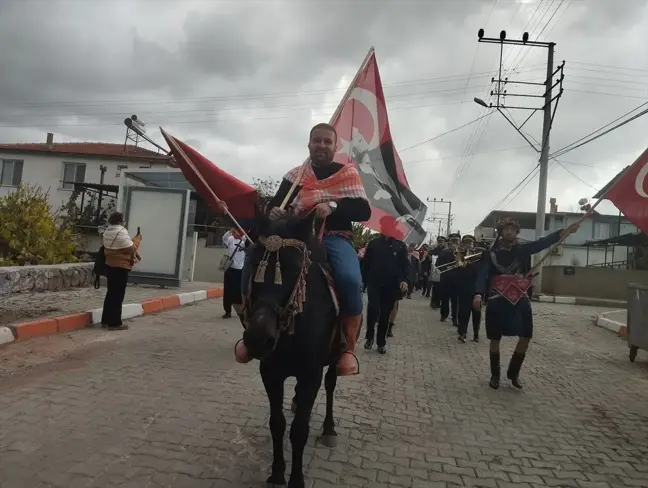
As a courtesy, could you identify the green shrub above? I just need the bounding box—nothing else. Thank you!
[0,184,79,265]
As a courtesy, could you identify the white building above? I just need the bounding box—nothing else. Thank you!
[0,133,171,209]
[474,197,639,267]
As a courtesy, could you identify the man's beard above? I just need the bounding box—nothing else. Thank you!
[310,150,333,165]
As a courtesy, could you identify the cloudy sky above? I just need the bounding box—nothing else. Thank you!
[1,0,647,236]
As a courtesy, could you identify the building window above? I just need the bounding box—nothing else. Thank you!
[594,222,610,240]
[62,162,86,190]
[0,159,24,187]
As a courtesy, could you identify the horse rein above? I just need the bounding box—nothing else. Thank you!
[244,234,312,338]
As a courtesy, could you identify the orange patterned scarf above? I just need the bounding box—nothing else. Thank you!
[285,163,367,215]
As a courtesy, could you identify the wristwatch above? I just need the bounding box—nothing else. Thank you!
[328,201,338,211]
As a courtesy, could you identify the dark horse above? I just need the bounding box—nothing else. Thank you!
[241,210,341,488]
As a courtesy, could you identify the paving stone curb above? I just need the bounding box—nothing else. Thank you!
[0,287,224,346]
[595,309,627,338]
[535,294,626,308]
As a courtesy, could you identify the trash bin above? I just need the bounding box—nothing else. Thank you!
[627,282,648,362]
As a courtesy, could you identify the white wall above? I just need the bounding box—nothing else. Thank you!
[543,246,629,267]
[0,151,168,210]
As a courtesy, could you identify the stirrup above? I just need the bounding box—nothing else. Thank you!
[337,351,360,376]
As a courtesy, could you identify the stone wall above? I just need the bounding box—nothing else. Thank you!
[0,263,94,295]
[541,265,648,300]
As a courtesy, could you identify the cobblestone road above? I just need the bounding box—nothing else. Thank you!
[0,296,647,488]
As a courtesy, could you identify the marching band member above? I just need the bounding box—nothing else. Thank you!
[455,234,483,343]
[435,233,461,326]
[473,217,580,389]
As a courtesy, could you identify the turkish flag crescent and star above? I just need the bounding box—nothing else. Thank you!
[331,52,428,245]
[604,146,648,236]
[160,129,258,220]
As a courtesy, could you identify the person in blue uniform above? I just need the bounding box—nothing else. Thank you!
[455,234,483,343]
[361,218,409,354]
[473,217,580,390]
[435,233,461,326]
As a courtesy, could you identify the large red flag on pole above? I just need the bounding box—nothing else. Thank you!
[326,50,428,243]
[603,146,648,235]
[160,128,258,221]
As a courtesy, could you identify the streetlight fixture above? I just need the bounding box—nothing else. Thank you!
[474,97,490,108]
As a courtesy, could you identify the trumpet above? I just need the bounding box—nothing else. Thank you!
[437,246,486,273]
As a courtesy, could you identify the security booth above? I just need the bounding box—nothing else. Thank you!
[117,169,191,288]
[116,168,229,287]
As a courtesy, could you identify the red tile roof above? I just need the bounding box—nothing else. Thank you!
[0,142,170,162]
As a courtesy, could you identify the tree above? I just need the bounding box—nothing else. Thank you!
[351,222,378,249]
[252,177,281,198]
[59,188,116,231]
[0,184,79,265]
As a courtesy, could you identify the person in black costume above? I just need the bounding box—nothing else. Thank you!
[473,217,580,390]
[361,218,410,354]
[436,233,461,326]
[420,248,433,297]
[455,234,483,343]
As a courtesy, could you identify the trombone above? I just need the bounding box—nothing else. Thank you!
[437,246,486,274]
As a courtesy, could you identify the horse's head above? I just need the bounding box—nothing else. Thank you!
[242,208,319,360]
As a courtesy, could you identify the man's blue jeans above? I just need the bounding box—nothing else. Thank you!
[241,235,363,316]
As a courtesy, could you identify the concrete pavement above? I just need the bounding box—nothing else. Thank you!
[0,296,647,487]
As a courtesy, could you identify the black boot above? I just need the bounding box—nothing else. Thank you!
[507,352,526,389]
[387,323,394,338]
[489,352,500,389]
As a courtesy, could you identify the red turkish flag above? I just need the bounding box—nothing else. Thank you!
[605,146,648,235]
[330,51,427,244]
[160,129,258,220]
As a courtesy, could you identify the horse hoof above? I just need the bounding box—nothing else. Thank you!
[266,474,286,486]
[290,401,297,414]
[319,434,338,448]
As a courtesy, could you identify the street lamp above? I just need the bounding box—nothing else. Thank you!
[474,97,490,108]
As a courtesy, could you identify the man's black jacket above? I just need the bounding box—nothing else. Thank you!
[361,236,409,287]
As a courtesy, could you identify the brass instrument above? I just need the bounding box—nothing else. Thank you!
[437,245,486,274]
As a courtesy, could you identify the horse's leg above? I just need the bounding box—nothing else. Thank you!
[291,383,298,414]
[320,364,338,447]
[261,365,287,486]
[288,370,323,488]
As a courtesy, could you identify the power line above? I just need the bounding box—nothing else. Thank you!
[0,67,546,109]
[554,159,597,190]
[0,97,492,129]
[402,145,528,165]
[399,112,494,153]
[567,60,648,74]
[550,102,648,158]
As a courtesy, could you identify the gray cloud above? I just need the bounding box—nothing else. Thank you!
[0,0,647,234]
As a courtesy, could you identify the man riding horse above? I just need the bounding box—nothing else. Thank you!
[236,122,371,376]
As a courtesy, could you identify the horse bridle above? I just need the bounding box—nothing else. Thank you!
[243,234,312,336]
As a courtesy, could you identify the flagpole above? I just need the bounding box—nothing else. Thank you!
[529,166,632,274]
[279,46,376,210]
[160,127,253,243]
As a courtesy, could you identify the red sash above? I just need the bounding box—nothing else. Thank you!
[491,275,532,305]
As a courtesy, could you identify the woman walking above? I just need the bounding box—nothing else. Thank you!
[101,212,142,330]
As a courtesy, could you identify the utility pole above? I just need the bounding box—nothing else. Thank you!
[427,198,452,236]
[475,29,564,284]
